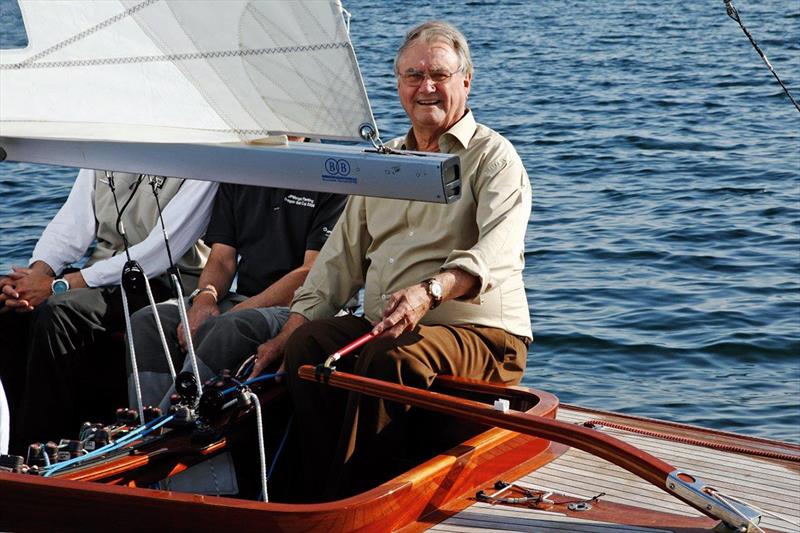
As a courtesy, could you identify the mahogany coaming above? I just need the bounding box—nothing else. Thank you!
[0,380,560,532]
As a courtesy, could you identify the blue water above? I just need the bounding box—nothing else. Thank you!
[1,0,798,442]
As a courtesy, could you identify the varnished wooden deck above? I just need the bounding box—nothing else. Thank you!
[428,406,800,532]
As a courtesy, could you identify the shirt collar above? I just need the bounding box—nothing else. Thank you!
[401,109,476,153]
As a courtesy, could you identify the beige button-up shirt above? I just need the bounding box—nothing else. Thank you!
[291,110,532,339]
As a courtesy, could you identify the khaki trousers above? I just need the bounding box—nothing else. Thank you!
[283,314,527,501]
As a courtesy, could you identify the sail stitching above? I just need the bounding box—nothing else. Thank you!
[1,43,351,70]
[241,4,357,131]
[16,0,159,67]
[0,117,274,136]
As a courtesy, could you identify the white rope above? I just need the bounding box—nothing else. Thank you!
[143,273,176,380]
[172,280,203,399]
[248,391,269,503]
[121,284,145,425]
[708,488,765,533]
[711,488,799,530]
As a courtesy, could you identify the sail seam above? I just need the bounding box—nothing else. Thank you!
[17,0,159,67]
[0,117,274,136]
[1,43,351,70]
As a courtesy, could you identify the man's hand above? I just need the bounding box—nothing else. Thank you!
[177,297,219,352]
[2,267,53,312]
[372,283,432,339]
[247,313,309,379]
[0,274,16,313]
[250,337,286,379]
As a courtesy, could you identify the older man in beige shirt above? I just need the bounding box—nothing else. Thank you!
[249,20,532,500]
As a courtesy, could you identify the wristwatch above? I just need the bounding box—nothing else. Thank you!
[51,277,70,295]
[424,278,443,309]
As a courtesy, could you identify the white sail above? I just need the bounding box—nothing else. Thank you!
[0,0,376,143]
[0,0,461,204]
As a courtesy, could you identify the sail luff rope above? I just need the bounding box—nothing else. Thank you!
[723,0,800,113]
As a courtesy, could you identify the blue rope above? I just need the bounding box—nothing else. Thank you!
[43,414,174,477]
[220,372,284,396]
[41,372,284,478]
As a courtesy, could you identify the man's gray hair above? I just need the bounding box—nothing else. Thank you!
[394,20,473,77]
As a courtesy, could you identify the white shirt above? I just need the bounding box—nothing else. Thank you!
[30,169,217,287]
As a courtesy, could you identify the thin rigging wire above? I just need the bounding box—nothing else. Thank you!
[724,0,800,113]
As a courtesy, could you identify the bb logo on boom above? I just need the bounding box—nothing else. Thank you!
[324,158,351,176]
[322,158,356,183]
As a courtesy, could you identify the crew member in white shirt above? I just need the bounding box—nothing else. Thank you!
[0,169,216,454]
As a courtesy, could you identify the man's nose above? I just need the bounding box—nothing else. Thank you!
[419,78,437,91]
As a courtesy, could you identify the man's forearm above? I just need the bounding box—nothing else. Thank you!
[28,260,55,277]
[240,267,310,309]
[195,270,233,303]
[65,270,88,289]
[435,268,480,303]
[27,261,87,290]
[276,312,309,345]
[238,250,319,310]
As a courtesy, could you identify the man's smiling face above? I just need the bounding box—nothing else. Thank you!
[396,39,471,141]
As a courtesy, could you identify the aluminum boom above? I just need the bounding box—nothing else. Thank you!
[0,137,461,204]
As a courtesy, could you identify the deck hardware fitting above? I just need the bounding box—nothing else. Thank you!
[567,501,591,511]
[359,122,399,154]
[667,470,762,532]
[493,399,510,413]
[476,480,555,507]
[314,364,334,383]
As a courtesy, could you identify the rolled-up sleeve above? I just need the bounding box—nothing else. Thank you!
[441,145,531,301]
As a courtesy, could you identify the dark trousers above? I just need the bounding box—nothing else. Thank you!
[282,315,527,501]
[0,281,172,454]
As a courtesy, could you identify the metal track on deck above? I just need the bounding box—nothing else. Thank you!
[429,407,800,532]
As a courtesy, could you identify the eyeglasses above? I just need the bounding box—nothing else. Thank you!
[398,68,462,87]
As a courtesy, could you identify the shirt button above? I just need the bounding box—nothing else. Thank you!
[388,257,395,264]
[408,231,414,237]
[381,294,388,300]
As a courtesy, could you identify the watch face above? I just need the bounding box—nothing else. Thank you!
[431,282,443,298]
[52,279,69,294]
